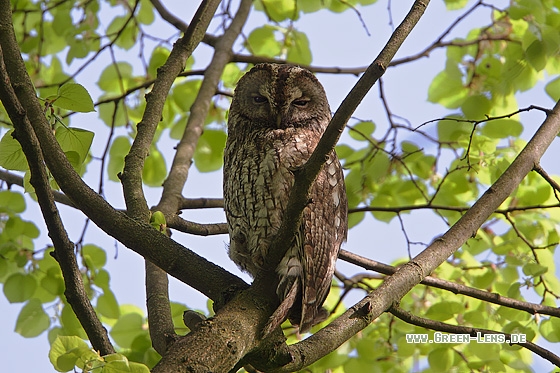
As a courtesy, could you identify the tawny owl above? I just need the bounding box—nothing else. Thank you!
[223,63,347,335]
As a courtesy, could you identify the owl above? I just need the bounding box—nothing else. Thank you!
[223,63,347,335]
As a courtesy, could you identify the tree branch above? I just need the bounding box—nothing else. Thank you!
[389,305,560,367]
[262,0,430,292]
[0,0,246,305]
[0,45,114,356]
[144,0,252,356]
[0,168,75,207]
[121,0,222,219]
[277,99,560,372]
[157,0,251,211]
[166,215,228,236]
[339,249,560,318]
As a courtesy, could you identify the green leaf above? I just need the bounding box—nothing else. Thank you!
[49,335,94,372]
[525,39,547,71]
[364,152,390,184]
[137,0,155,25]
[61,303,88,339]
[147,46,170,78]
[193,130,227,172]
[522,262,548,276]
[41,267,65,296]
[48,83,95,113]
[150,211,167,233]
[82,244,107,270]
[0,190,26,213]
[444,0,468,10]
[481,119,523,139]
[247,26,282,57]
[428,347,454,371]
[296,0,329,13]
[0,130,28,171]
[540,318,560,342]
[348,211,364,229]
[255,0,298,21]
[425,301,464,321]
[461,95,491,120]
[97,289,120,319]
[349,121,375,141]
[16,298,50,337]
[3,273,37,303]
[286,30,312,65]
[545,76,560,101]
[142,146,167,187]
[55,126,94,168]
[437,118,472,144]
[98,62,133,93]
[107,15,138,50]
[110,312,144,349]
[428,66,468,108]
[172,80,202,113]
[66,39,91,65]
[129,361,151,373]
[108,136,131,181]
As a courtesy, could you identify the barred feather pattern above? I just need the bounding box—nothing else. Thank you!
[223,63,348,335]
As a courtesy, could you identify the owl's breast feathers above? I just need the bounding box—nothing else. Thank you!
[224,63,347,336]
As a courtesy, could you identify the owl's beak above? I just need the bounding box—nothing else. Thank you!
[276,113,282,128]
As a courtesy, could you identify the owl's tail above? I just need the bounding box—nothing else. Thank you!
[262,277,300,338]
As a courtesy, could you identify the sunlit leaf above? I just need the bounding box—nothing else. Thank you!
[0,130,28,171]
[545,76,560,101]
[0,190,26,213]
[193,130,227,172]
[16,298,50,338]
[525,39,547,71]
[4,273,37,303]
[246,26,282,57]
[55,126,94,167]
[142,146,167,187]
[48,83,95,113]
[286,30,312,65]
[110,313,144,349]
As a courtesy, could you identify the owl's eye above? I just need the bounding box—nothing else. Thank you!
[292,99,309,107]
[252,95,268,104]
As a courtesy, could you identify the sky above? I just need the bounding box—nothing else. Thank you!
[1,0,559,371]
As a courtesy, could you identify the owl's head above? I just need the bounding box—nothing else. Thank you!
[228,63,331,133]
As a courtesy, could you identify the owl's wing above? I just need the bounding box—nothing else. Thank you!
[299,151,348,333]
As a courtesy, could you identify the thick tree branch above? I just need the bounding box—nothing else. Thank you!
[277,99,560,372]
[0,47,114,356]
[144,0,252,356]
[127,0,224,355]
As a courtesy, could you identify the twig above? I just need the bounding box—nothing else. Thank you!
[167,215,228,236]
[389,305,560,367]
[339,249,560,318]
[534,163,560,202]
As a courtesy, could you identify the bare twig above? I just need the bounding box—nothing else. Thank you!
[389,305,560,367]
[339,249,560,318]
